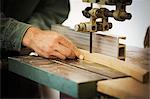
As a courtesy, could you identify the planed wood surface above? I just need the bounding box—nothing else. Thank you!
[97,77,149,99]
[80,49,149,83]
[93,33,126,60]
[126,47,150,70]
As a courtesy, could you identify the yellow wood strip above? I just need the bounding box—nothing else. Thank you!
[80,49,149,83]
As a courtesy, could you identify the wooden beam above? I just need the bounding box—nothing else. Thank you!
[97,77,149,99]
[93,33,126,60]
[80,49,149,83]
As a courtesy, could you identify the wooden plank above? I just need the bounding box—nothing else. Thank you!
[80,49,149,83]
[93,34,126,60]
[8,56,107,99]
[126,47,150,70]
[97,77,149,99]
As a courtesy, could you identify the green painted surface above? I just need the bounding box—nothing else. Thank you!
[8,56,106,98]
[8,58,77,97]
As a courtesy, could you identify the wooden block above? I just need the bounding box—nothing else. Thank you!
[97,77,149,99]
[80,49,149,83]
[93,33,126,60]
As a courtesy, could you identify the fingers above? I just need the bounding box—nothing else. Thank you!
[33,48,50,58]
[32,42,75,59]
[55,44,75,59]
[34,48,66,60]
[58,35,81,58]
[50,51,66,60]
[28,29,81,60]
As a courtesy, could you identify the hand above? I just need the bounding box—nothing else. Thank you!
[22,27,81,59]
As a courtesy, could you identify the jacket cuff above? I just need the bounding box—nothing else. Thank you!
[4,19,31,51]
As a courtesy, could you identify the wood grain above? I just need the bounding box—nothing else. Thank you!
[97,77,149,99]
[126,47,150,70]
[80,49,149,83]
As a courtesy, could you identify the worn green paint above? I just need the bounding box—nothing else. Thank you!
[8,57,78,97]
[8,57,105,98]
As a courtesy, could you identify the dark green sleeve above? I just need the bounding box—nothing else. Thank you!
[1,14,31,52]
[27,0,70,29]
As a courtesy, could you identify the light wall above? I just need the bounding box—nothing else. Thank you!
[63,0,150,48]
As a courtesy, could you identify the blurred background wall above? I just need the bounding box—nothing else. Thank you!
[63,0,150,48]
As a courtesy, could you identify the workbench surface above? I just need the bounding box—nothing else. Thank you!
[8,47,149,98]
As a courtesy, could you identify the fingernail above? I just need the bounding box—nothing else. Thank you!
[79,55,84,60]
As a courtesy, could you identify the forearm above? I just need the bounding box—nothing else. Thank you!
[22,27,41,49]
[1,13,31,51]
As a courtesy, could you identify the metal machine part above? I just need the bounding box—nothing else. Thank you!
[75,0,132,52]
[82,0,132,5]
[75,0,132,32]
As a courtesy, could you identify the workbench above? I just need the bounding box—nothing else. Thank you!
[8,47,149,99]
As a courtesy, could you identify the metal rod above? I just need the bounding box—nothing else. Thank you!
[90,3,93,53]
[90,32,92,53]
[91,3,93,8]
